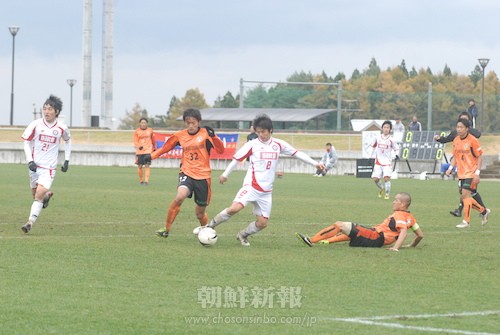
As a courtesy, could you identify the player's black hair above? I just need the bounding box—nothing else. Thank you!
[468,98,475,103]
[183,108,202,121]
[458,111,471,121]
[139,117,148,123]
[457,118,471,128]
[253,114,273,132]
[382,120,393,129]
[44,95,63,117]
[326,142,332,146]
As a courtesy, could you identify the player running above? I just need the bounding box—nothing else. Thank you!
[446,119,490,228]
[369,120,399,200]
[21,95,71,233]
[145,108,225,238]
[195,113,325,246]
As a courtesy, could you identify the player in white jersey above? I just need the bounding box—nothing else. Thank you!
[369,120,399,200]
[195,114,325,246]
[20,95,71,233]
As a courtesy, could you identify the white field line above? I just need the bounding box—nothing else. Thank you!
[326,310,500,335]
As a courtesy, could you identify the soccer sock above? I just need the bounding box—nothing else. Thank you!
[462,197,472,223]
[29,200,43,223]
[470,198,485,214]
[472,192,485,207]
[310,224,341,243]
[375,181,383,190]
[165,200,181,231]
[144,167,150,183]
[326,234,350,244]
[457,200,464,212]
[385,181,391,195]
[241,221,261,238]
[208,209,232,228]
[137,167,143,182]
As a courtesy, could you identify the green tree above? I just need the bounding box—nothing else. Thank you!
[167,88,209,128]
[469,65,483,87]
[364,58,381,77]
[399,59,409,78]
[118,103,148,130]
[443,64,452,77]
[213,91,239,108]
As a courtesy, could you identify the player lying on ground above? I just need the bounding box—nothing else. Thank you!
[296,192,423,252]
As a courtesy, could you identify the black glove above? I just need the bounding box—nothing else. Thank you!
[144,154,152,164]
[204,126,215,137]
[395,155,400,160]
[138,146,144,150]
[61,160,69,172]
[28,161,37,172]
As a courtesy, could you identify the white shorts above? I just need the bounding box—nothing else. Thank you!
[233,184,273,219]
[29,167,55,190]
[371,164,392,179]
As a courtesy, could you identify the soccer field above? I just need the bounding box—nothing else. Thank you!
[1,164,499,335]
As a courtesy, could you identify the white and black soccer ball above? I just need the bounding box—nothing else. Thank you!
[197,227,218,246]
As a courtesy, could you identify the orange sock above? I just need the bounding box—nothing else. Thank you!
[310,224,341,243]
[144,167,151,183]
[327,234,350,244]
[165,201,181,231]
[462,197,472,223]
[137,167,143,182]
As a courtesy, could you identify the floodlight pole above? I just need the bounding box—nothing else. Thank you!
[67,79,77,127]
[478,58,489,132]
[239,79,343,130]
[9,26,20,126]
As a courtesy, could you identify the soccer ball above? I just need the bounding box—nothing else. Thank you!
[197,227,218,246]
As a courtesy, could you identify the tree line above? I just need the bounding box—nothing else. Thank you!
[119,58,499,132]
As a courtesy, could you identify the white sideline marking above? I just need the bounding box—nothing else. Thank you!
[326,310,500,335]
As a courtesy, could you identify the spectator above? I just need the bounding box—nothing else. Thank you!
[408,115,422,131]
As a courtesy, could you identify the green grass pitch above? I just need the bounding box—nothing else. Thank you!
[1,164,499,334]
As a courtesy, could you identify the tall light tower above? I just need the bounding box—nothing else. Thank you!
[478,58,489,132]
[67,79,77,127]
[9,26,20,126]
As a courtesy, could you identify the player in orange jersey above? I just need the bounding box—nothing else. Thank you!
[144,108,225,238]
[446,119,490,228]
[296,192,423,252]
[134,117,156,185]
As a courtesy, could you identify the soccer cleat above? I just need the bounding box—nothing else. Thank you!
[155,228,169,238]
[42,191,54,209]
[318,240,330,245]
[481,208,491,226]
[456,220,470,228]
[295,232,313,247]
[449,208,462,217]
[384,194,390,200]
[236,232,250,246]
[192,226,206,235]
[378,189,384,198]
[21,221,33,234]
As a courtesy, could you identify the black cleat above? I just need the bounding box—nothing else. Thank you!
[42,192,54,209]
[449,209,461,217]
[295,232,313,247]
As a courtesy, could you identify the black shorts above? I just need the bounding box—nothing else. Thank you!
[136,154,151,166]
[459,178,475,192]
[178,173,211,207]
[348,223,385,248]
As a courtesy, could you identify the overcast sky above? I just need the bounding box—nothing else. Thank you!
[1,0,499,128]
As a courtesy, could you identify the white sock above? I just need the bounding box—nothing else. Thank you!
[241,221,261,238]
[208,209,232,228]
[385,181,391,194]
[29,200,43,223]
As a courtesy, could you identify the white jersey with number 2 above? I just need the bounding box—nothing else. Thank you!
[22,118,71,170]
[233,137,297,192]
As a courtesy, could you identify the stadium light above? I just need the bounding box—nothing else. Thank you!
[9,26,20,126]
[67,79,77,127]
[478,58,489,132]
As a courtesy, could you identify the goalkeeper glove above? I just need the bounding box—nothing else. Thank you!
[204,126,215,137]
[318,240,330,245]
[61,160,69,172]
[28,161,37,172]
